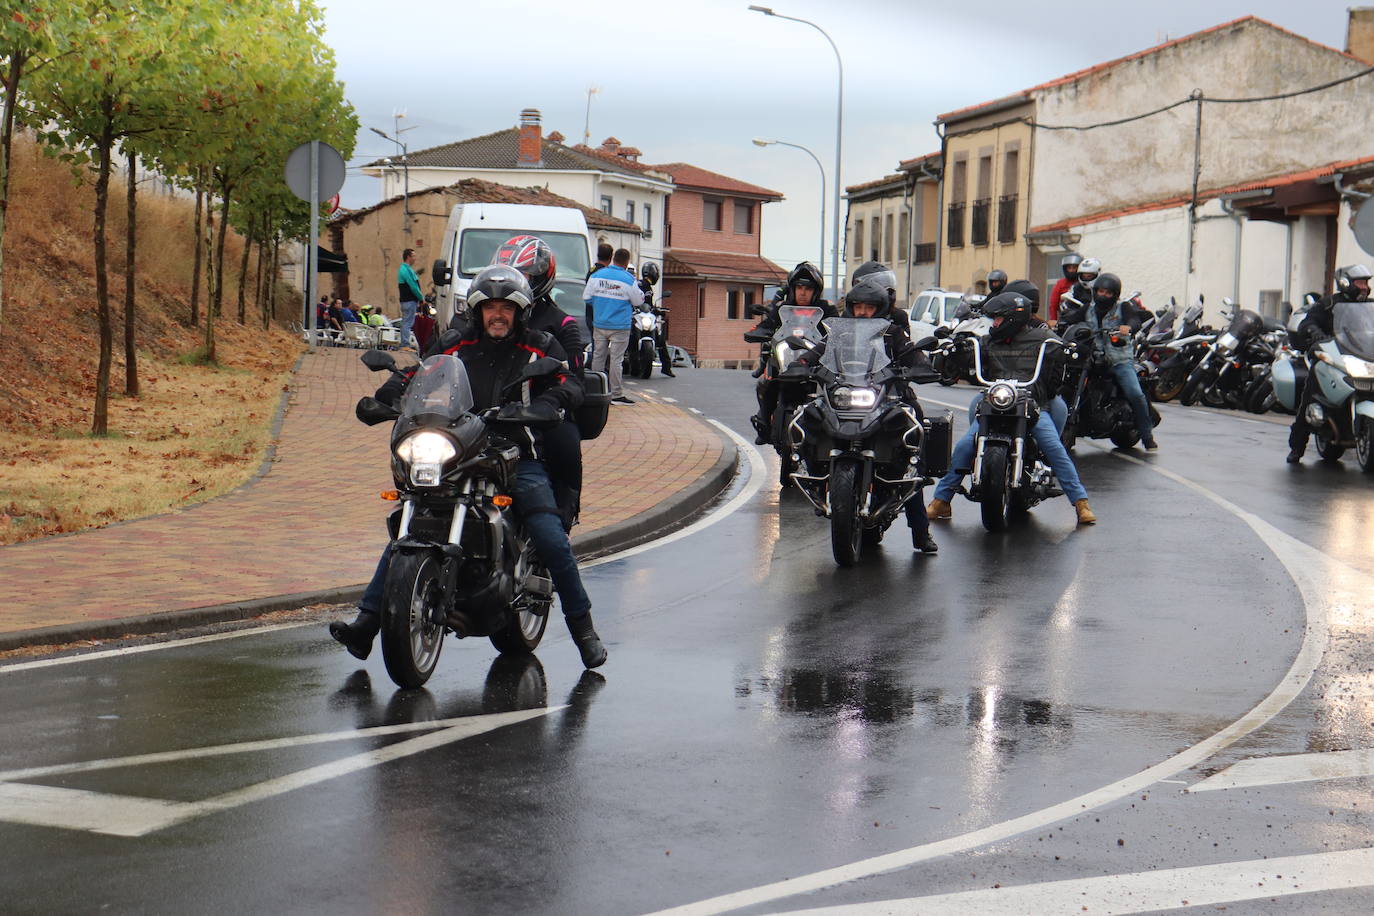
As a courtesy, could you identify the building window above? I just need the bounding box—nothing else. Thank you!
[971,198,990,247]
[898,212,910,262]
[869,217,879,262]
[734,201,753,234]
[698,284,706,318]
[853,219,864,258]
[600,195,612,214]
[997,194,1019,244]
[947,202,965,249]
[643,203,653,238]
[725,286,755,319]
[727,288,739,319]
[704,198,723,231]
[915,242,937,264]
[884,214,894,263]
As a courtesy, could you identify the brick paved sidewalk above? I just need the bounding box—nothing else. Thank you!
[0,349,730,643]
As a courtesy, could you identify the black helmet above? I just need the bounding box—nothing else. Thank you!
[786,261,824,299]
[641,262,661,285]
[851,261,896,308]
[1092,273,1122,303]
[986,269,1008,296]
[1004,279,1041,313]
[492,235,556,299]
[1337,264,1372,301]
[467,265,534,334]
[983,291,1033,342]
[843,275,892,319]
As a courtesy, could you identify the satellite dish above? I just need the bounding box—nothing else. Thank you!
[1354,198,1374,257]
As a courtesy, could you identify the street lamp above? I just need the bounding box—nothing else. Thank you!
[371,119,414,233]
[753,138,825,275]
[748,5,843,295]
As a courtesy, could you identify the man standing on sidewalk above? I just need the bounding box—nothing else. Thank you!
[397,248,424,351]
[585,247,643,404]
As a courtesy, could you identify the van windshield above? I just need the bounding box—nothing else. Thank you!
[458,229,591,279]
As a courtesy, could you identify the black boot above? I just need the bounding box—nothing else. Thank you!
[329,609,381,661]
[912,528,939,553]
[750,414,771,446]
[566,612,608,669]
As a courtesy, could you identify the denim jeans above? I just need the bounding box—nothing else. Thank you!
[1108,361,1155,444]
[933,410,1088,504]
[359,460,591,619]
[400,299,419,349]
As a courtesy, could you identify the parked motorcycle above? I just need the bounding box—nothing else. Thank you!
[1273,301,1374,469]
[354,350,564,688]
[1179,303,1284,409]
[785,318,951,566]
[1138,298,1213,402]
[743,304,828,487]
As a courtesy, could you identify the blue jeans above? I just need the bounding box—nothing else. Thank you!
[1108,361,1155,444]
[933,410,1088,504]
[360,460,591,618]
[400,300,419,349]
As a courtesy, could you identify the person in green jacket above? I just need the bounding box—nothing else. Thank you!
[398,248,424,351]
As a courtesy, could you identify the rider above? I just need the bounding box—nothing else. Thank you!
[926,291,1097,525]
[793,266,941,553]
[1287,264,1373,463]
[1057,273,1158,451]
[634,262,674,378]
[329,266,608,669]
[749,261,836,444]
[1068,257,1101,309]
[985,269,1008,299]
[1049,254,1082,322]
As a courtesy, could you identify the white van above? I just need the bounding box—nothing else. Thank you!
[430,203,594,328]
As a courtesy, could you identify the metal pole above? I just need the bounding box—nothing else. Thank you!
[307,140,319,353]
[757,139,825,273]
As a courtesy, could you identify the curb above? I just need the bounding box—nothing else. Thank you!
[0,414,739,653]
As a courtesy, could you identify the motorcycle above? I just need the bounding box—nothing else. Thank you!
[354,350,564,688]
[931,295,990,386]
[1179,303,1285,409]
[1058,296,1162,450]
[785,318,951,567]
[963,339,1065,532]
[627,290,674,379]
[1273,300,1374,470]
[1138,298,1213,402]
[743,304,828,487]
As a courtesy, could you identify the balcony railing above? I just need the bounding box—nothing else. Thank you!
[970,197,991,247]
[997,194,1019,244]
[946,202,965,249]
[914,243,937,264]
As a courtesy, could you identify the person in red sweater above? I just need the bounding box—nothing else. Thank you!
[1048,253,1082,322]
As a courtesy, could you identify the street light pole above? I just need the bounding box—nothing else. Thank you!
[371,118,415,233]
[748,5,843,296]
[753,138,825,274]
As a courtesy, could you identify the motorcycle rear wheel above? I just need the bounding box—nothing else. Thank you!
[1315,431,1346,462]
[979,444,1011,533]
[1110,425,1141,449]
[1152,369,1187,402]
[1243,378,1276,414]
[490,548,551,655]
[381,550,446,689]
[1356,419,1374,473]
[829,458,864,567]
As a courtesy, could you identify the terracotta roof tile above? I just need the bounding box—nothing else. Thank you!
[664,250,787,283]
[650,163,783,200]
[332,179,643,233]
[366,127,646,177]
[845,173,905,195]
[898,151,942,172]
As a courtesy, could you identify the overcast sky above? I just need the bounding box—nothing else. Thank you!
[321,0,1357,275]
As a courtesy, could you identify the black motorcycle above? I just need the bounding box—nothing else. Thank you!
[786,319,951,567]
[1059,323,1161,450]
[1137,299,1212,402]
[354,350,570,688]
[1179,306,1285,409]
[744,304,828,487]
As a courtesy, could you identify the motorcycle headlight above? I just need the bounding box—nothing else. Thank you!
[987,383,1017,409]
[395,431,457,487]
[1343,354,1374,378]
[830,386,878,410]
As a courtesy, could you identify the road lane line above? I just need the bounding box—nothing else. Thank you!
[768,847,1374,916]
[0,622,318,674]
[650,414,1348,916]
[0,783,193,838]
[1188,748,1374,793]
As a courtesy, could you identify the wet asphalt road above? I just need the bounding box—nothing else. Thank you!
[2,369,1372,915]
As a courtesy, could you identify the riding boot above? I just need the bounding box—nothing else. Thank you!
[566,612,608,669]
[329,609,381,661]
[750,413,771,446]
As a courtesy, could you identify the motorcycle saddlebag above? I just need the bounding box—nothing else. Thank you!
[918,410,953,478]
[575,369,612,441]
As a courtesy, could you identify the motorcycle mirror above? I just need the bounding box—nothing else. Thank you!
[913,335,939,351]
[933,325,953,339]
[1061,294,1083,308]
[355,396,400,425]
[362,349,398,372]
[661,290,673,299]
[1127,290,1141,301]
[431,259,452,288]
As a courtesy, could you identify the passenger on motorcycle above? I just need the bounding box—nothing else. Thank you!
[1069,257,1101,306]
[985,269,1008,299]
[926,291,1097,525]
[793,268,941,553]
[1287,264,1373,463]
[749,261,837,444]
[1058,273,1158,451]
[1049,254,1082,322]
[330,266,608,669]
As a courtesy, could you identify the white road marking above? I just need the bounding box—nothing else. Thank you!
[770,847,1374,916]
[0,707,560,837]
[650,418,1357,916]
[1189,748,1374,793]
[0,622,318,675]
[662,396,679,403]
[690,407,703,415]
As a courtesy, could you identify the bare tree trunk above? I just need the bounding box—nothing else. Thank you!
[236,223,251,323]
[256,213,269,329]
[212,187,230,321]
[269,236,281,321]
[124,149,139,396]
[189,181,203,326]
[92,101,115,436]
[203,203,216,363]
[0,50,26,331]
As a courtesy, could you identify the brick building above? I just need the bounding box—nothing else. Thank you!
[653,163,785,365]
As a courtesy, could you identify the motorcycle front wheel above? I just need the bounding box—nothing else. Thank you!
[1178,369,1208,406]
[638,342,655,379]
[1110,424,1141,449]
[829,458,864,567]
[979,443,1011,532]
[381,550,446,689]
[1152,368,1187,402]
[1315,431,1346,462]
[1356,418,1374,473]
[1243,377,1276,414]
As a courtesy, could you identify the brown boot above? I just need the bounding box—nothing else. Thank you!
[1075,499,1097,525]
[926,498,952,520]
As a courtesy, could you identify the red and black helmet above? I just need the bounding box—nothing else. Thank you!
[492,234,557,299]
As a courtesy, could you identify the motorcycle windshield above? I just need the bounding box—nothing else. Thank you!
[1146,308,1176,343]
[821,318,891,383]
[773,305,825,343]
[1333,302,1374,362]
[400,354,476,422]
[1226,309,1264,341]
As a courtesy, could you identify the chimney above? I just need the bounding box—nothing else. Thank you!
[1347,8,1374,64]
[517,108,542,168]
[547,130,565,144]
[600,136,621,154]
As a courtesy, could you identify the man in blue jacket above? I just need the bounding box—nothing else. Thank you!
[584,247,644,404]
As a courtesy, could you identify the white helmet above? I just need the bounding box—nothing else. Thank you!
[1078,257,1102,278]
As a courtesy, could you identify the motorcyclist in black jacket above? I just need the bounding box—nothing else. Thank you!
[1287,264,1373,463]
[748,261,836,444]
[985,268,1008,299]
[329,266,608,669]
[631,261,674,377]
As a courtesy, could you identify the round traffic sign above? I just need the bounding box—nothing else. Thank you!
[284,141,346,203]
